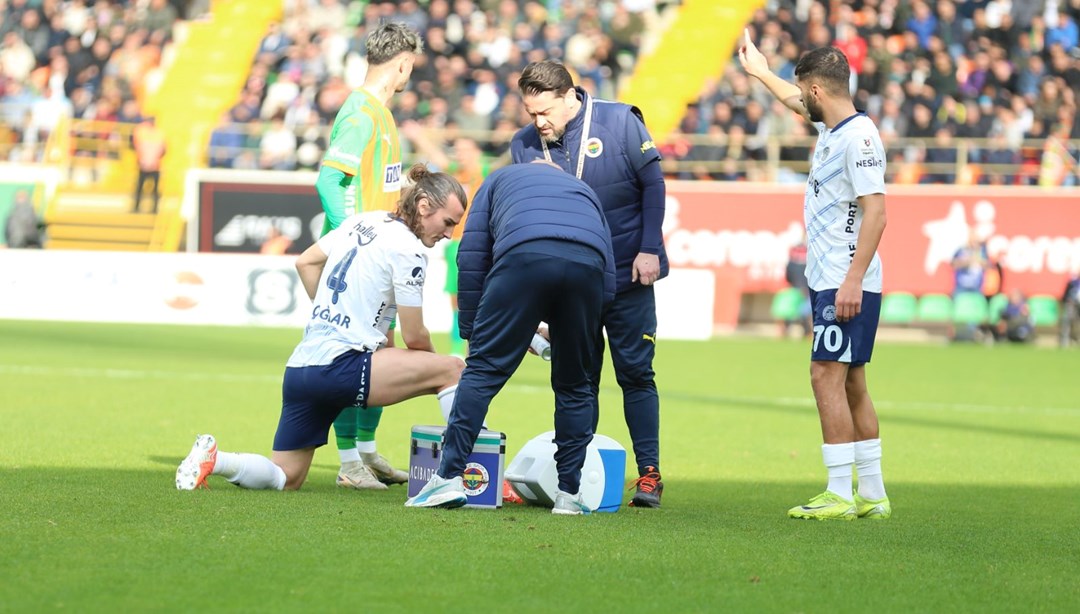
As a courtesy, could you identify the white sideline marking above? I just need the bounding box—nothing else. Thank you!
[1,364,1077,417]
[0,364,281,384]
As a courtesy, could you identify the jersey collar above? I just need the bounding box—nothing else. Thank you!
[830,111,865,133]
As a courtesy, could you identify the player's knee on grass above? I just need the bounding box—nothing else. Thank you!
[271,450,314,490]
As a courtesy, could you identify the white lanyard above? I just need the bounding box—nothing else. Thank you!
[541,94,593,180]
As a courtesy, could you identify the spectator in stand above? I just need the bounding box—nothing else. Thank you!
[936,0,967,57]
[26,85,72,147]
[924,127,958,184]
[1046,8,1079,52]
[1,31,37,84]
[17,8,51,66]
[258,113,297,171]
[907,103,938,139]
[257,21,292,64]
[141,0,178,36]
[208,110,249,168]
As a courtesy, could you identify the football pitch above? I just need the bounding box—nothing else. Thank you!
[2,319,1078,612]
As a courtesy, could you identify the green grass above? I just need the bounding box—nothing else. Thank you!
[2,320,1078,612]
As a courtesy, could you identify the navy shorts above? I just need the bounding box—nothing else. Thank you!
[273,350,372,451]
[808,288,881,366]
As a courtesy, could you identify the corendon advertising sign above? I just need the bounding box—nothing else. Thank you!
[663,183,1080,324]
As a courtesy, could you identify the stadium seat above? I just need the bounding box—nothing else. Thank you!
[1027,295,1060,327]
[770,287,806,321]
[952,292,989,324]
[987,293,1008,324]
[880,292,917,325]
[916,293,952,323]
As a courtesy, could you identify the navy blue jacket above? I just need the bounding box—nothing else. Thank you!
[510,87,668,293]
[456,164,616,339]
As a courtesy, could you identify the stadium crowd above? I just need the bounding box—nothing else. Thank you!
[207,0,663,171]
[1,1,1078,186]
[0,0,210,161]
[674,0,1080,185]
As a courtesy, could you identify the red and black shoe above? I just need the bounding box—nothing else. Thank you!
[629,466,663,508]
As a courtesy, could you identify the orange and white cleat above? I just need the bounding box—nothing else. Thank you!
[502,479,524,505]
[176,434,218,490]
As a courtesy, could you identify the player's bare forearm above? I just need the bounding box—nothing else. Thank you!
[761,72,805,113]
[296,243,328,300]
[402,330,435,353]
[738,28,808,120]
[398,307,436,352]
[845,194,887,284]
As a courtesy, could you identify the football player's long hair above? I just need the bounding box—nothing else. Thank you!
[395,164,468,237]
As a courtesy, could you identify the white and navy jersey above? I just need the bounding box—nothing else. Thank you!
[287,211,427,367]
[804,113,886,293]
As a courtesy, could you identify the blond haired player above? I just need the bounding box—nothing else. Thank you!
[316,22,423,490]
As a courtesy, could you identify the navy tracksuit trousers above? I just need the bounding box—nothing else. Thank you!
[591,284,660,476]
[438,241,605,494]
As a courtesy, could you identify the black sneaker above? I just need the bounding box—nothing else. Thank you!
[629,466,663,508]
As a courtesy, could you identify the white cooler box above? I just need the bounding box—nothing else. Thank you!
[504,431,626,513]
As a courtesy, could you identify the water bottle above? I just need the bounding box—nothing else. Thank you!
[530,333,552,361]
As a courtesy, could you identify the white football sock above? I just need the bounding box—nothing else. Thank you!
[854,438,887,500]
[212,450,241,478]
[338,447,361,464]
[355,440,377,454]
[822,443,854,501]
[437,385,457,423]
[437,385,486,428]
[216,452,286,490]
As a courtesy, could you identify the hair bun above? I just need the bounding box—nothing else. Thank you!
[407,163,430,183]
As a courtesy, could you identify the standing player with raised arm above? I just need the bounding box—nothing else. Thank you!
[316,23,423,490]
[740,31,891,520]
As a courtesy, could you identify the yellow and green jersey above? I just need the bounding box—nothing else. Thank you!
[321,89,402,234]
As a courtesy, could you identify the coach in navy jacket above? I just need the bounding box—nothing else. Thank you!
[437,162,615,503]
[509,60,668,507]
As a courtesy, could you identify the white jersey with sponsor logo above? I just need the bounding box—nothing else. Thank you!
[804,113,886,292]
[287,211,427,367]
